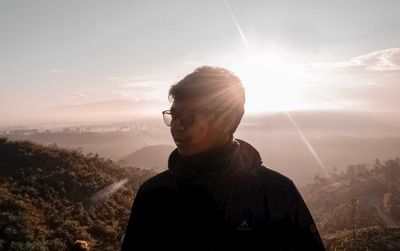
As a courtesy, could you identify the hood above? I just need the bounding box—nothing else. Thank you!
[167,138,263,182]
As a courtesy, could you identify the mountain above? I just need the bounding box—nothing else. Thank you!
[118,144,175,171]
[5,111,400,185]
[235,129,400,184]
[0,137,155,250]
[40,99,168,122]
[241,110,400,137]
[3,121,173,161]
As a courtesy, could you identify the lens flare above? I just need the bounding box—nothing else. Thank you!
[91,178,128,201]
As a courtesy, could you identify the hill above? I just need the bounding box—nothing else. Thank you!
[302,157,400,250]
[118,144,175,171]
[2,136,400,250]
[323,226,400,251]
[0,137,155,250]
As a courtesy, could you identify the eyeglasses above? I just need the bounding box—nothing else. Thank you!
[162,109,197,127]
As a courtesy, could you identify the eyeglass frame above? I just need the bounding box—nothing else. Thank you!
[162,108,211,127]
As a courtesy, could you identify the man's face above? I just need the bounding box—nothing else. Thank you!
[169,99,220,157]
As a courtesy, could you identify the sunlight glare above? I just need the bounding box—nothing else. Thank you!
[229,52,310,113]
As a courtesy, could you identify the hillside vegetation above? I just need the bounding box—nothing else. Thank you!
[1,137,400,250]
[303,158,400,250]
[0,137,155,250]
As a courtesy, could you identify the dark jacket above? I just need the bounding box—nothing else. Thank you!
[121,139,326,250]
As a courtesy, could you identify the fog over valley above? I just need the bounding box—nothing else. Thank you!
[3,108,400,185]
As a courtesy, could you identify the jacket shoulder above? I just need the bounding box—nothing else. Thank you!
[255,165,297,195]
[258,165,294,185]
[139,170,176,193]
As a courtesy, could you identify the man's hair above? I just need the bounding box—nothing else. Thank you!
[71,240,89,251]
[168,66,245,134]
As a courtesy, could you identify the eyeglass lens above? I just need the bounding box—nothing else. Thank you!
[163,110,194,127]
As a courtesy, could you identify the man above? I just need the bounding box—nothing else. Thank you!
[121,66,326,250]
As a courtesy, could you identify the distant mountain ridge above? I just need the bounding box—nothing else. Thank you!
[118,144,175,171]
[241,110,400,137]
[40,99,168,121]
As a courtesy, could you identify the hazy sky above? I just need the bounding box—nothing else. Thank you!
[1,0,400,125]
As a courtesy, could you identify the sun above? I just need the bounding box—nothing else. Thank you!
[228,52,310,113]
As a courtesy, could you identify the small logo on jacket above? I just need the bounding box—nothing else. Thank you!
[236,220,253,231]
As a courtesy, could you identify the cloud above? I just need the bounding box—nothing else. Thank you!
[298,48,400,112]
[352,48,400,71]
[117,81,161,89]
[180,54,204,66]
[108,76,164,89]
[108,75,156,83]
[59,77,169,104]
[45,69,64,73]
[111,89,158,98]
[61,92,87,99]
[311,48,400,72]
[108,76,169,100]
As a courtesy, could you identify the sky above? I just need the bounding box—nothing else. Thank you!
[1,0,400,126]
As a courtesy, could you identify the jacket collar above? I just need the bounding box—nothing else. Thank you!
[168,138,262,181]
